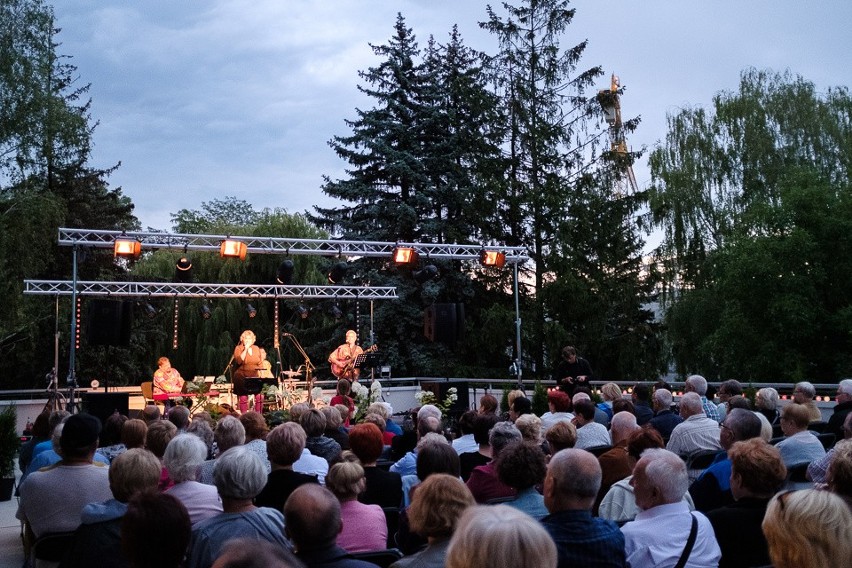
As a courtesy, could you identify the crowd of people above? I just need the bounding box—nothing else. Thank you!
[14,375,852,568]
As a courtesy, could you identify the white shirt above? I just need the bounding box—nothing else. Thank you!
[598,475,696,525]
[666,415,722,457]
[775,430,826,467]
[452,433,479,455]
[622,501,721,568]
[293,448,328,485]
[541,411,574,431]
[574,421,611,449]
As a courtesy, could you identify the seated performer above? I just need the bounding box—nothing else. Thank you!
[232,330,266,414]
[153,357,185,409]
[329,329,364,382]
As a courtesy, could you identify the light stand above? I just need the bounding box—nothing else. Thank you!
[66,245,79,412]
[282,333,316,404]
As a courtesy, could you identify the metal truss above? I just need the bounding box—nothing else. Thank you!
[23,280,398,300]
[57,228,529,264]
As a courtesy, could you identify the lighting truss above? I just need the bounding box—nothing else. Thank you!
[57,228,529,264]
[23,280,399,300]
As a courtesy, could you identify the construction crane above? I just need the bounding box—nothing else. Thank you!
[597,74,639,197]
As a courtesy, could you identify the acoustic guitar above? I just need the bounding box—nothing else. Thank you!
[331,344,378,381]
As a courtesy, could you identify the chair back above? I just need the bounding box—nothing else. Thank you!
[349,548,404,568]
[784,462,812,491]
[816,432,836,451]
[31,531,77,563]
[584,445,613,457]
[141,381,155,404]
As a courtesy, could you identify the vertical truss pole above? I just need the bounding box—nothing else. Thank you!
[513,262,523,389]
[66,246,78,412]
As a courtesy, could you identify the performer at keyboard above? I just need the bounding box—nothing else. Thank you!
[329,329,364,383]
[153,357,185,408]
[233,329,266,413]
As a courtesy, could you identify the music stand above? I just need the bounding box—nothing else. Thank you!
[354,350,381,381]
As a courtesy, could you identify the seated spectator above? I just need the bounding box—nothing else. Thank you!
[572,400,611,450]
[753,410,774,442]
[255,422,319,511]
[541,448,626,568]
[451,411,478,455]
[685,375,721,422]
[240,411,272,472]
[122,492,191,568]
[826,439,852,509]
[495,441,548,520]
[776,402,826,467]
[363,412,394,447]
[706,439,786,568]
[121,418,148,450]
[596,412,640,511]
[23,419,110,483]
[390,415,443,477]
[390,474,475,568]
[459,413,498,481]
[715,379,743,422]
[631,384,654,425]
[164,434,223,525]
[168,405,191,432]
[146,419,178,491]
[187,446,290,568]
[368,401,402,437]
[648,388,682,443]
[61,448,161,568]
[140,404,161,425]
[99,411,128,463]
[321,406,350,450]
[18,411,50,474]
[541,390,574,430]
[284,484,379,567]
[509,396,533,422]
[349,423,402,508]
[391,405,442,462]
[828,379,852,441]
[466,421,521,503]
[326,460,387,553]
[727,395,752,411]
[330,379,355,427]
[477,394,498,416]
[505,390,525,420]
[445,504,557,568]
[301,409,342,465]
[792,381,823,422]
[755,387,781,426]
[514,413,543,446]
[762,489,852,568]
[596,383,622,421]
[186,419,215,460]
[809,412,852,483]
[199,415,245,485]
[621,449,721,567]
[666,392,722,458]
[210,538,302,568]
[612,399,635,416]
[545,420,577,457]
[574,389,611,427]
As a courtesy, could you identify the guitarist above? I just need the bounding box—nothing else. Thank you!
[329,329,364,383]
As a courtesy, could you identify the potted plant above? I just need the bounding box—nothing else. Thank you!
[0,404,20,501]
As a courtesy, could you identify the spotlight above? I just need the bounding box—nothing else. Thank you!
[393,246,419,266]
[328,304,343,320]
[296,305,309,319]
[175,256,193,283]
[200,303,212,320]
[413,265,439,284]
[276,260,294,284]
[142,302,157,319]
[247,303,257,318]
[479,250,506,268]
[114,238,141,259]
[327,262,348,284]
[220,239,247,260]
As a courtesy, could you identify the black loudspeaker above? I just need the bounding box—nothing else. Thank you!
[424,303,465,344]
[82,392,130,424]
[86,299,133,346]
[419,380,470,414]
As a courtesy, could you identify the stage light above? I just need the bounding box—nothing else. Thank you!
[142,302,157,319]
[393,246,419,266]
[327,262,348,284]
[413,265,439,284]
[200,302,212,320]
[220,239,247,260]
[247,303,257,318]
[479,250,506,268]
[276,260,294,284]
[296,305,309,319]
[328,303,343,320]
[113,238,141,259]
[175,256,193,283]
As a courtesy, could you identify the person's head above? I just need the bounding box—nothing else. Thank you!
[288,403,310,423]
[416,438,459,480]
[753,411,774,442]
[186,419,214,458]
[600,383,622,403]
[827,439,852,502]
[727,438,786,500]
[60,413,102,460]
[610,411,639,445]
[632,384,650,403]
[30,411,51,439]
[489,421,522,458]
[780,402,811,435]
[571,392,591,407]
[446,505,557,568]
[141,405,161,424]
[320,406,343,431]
[728,395,752,411]
[48,410,70,434]
[416,415,443,439]
[211,538,303,568]
[612,399,635,415]
[284,484,341,553]
[496,441,546,492]
[684,375,708,396]
[472,413,500,446]
[157,356,171,369]
[836,379,852,404]
[362,412,386,432]
[756,387,779,411]
[625,427,665,464]
[545,421,577,454]
[348,423,384,464]
[572,399,595,425]
[267,422,307,467]
[678,392,704,418]
[239,411,269,442]
[457,410,477,436]
[547,390,571,413]
[100,411,128,447]
[408,473,474,539]
[792,381,816,404]
[121,418,148,449]
[325,460,365,501]
[214,445,267,500]
[721,408,763,449]
[561,345,577,362]
[652,388,673,412]
[544,448,601,512]
[164,433,207,483]
[122,491,191,568]
[510,396,532,421]
[631,448,688,510]
[717,380,743,402]
[506,390,525,409]
[763,489,852,568]
[345,329,357,344]
[214,415,246,454]
[478,394,498,415]
[335,379,350,397]
[239,329,256,345]
[167,406,190,431]
[367,402,391,421]
[417,404,442,422]
[514,413,542,444]
[145,420,178,459]
[109,448,161,502]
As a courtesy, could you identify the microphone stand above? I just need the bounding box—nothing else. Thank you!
[282,333,316,404]
[222,354,236,407]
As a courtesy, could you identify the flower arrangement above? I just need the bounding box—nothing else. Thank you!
[352,379,384,423]
[415,387,458,416]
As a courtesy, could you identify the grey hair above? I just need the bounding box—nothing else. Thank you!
[489,422,522,456]
[795,382,816,398]
[163,434,207,483]
[548,448,602,499]
[756,387,779,410]
[214,415,246,454]
[725,408,762,442]
[839,379,852,396]
[416,431,450,451]
[679,392,703,416]
[186,420,214,457]
[51,422,65,451]
[640,448,689,504]
[753,411,773,442]
[213,445,267,500]
[368,402,392,420]
[167,406,190,430]
[418,404,442,421]
[685,375,708,396]
[654,388,673,407]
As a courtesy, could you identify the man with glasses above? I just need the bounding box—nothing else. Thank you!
[792,381,823,422]
[827,379,852,441]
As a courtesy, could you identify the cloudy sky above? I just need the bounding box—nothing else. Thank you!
[52,1,852,238]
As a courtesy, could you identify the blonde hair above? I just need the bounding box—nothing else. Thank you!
[408,474,474,538]
[507,390,525,408]
[600,383,622,402]
[514,413,542,444]
[239,329,256,343]
[763,489,852,568]
[325,460,365,501]
[446,505,557,568]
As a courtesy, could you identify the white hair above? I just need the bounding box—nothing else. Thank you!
[679,392,703,416]
[756,387,779,410]
[795,381,816,399]
[163,433,207,483]
[839,379,852,396]
[571,392,591,405]
[685,375,708,396]
[418,404,442,421]
[654,388,673,407]
[609,412,639,445]
[640,448,689,504]
[213,445,267,500]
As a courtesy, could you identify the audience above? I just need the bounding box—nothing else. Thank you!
[792,381,823,422]
[828,379,852,440]
[596,383,622,421]
[120,418,148,450]
[809,411,852,483]
[514,413,543,445]
[348,423,402,508]
[321,406,350,451]
[666,392,722,457]
[211,538,304,568]
[146,419,179,490]
[164,434,224,525]
[325,460,387,553]
[168,405,191,432]
[596,411,640,510]
[572,400,611,449]
[466,421,521,503]
[495,441,548,519]
[647,388,682,442]
[541,390,574,430]
[199,415,245,485]
[826,439,852,508]
[715,379,743,422]
[390,415,443,477]
[451,410,478,455]
[240,411,272,472]
[685,375,721,422]
[544,420,577,457]
[477,394,498,416]
[330,379,355,427]
[459,413,498,481]
[122,492,191,568]
[755,387,781,426]
[630,384,654,425]
[186,419,215,460]
[255,422,319,512]
[99,411,129,463]
[775,402,826,467]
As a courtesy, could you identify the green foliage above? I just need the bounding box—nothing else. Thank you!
[531,381,549,416]
[0,405,19,478]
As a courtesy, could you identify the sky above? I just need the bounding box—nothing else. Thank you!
[51,1,852,241]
